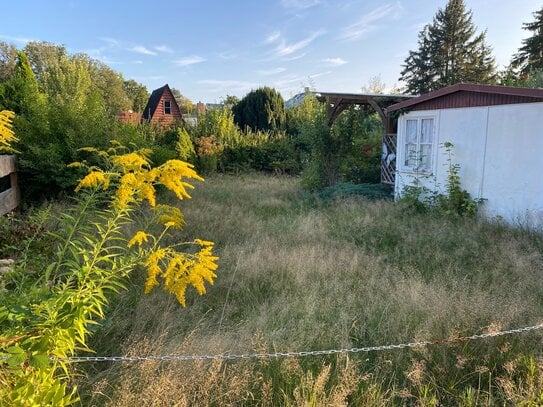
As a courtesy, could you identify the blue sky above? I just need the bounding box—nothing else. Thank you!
[1,0,541,102]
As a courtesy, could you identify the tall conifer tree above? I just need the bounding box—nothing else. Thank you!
[400,0,496,94]
[512,6,543,76]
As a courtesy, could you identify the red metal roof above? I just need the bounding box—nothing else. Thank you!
[387,83,543,112]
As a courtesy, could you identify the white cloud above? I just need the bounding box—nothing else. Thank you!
[274,30,325,57]
[174,55,206,66]
[281,0,321,10]
[154,45,173,53]
[99,37,121,47]
[257,67,287,75]
[131,45,157,55]
[0,34,35,45]
[198,79,258,93]
[322,57,348,66]
[273,74,304,88]
[309,70,332,79]
[340,2,403,41]
[265,31,281,44]
[218,50,238,60]
[283,52,307,61]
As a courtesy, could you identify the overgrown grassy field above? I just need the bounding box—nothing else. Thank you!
[82,173,543,405]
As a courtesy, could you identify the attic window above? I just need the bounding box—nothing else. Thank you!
[164,100,171,114]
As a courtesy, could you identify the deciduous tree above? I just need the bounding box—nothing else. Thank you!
[171,87,195,114]
[123,79,149,112]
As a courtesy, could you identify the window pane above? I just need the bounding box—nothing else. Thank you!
[406,120,417,143]
[421,119,433,143]
[420,144,432,171]
[405,143,417,167]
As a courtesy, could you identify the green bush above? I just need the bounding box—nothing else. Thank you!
[176,128,196,164]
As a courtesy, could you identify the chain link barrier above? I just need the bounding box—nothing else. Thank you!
[62,322,543,363]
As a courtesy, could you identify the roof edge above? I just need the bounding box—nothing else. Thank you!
[387,83,543,112]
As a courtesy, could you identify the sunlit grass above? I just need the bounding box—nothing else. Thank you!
[82,173,543,405]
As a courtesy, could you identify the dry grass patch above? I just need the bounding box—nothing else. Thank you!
[82,173,543,405]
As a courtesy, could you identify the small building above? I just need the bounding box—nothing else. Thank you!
[387,83,543,224]
[141,84,182,126]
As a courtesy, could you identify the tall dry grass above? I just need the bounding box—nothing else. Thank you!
[82,173,543,405]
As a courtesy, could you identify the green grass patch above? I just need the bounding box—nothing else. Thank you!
[68,173,543,405]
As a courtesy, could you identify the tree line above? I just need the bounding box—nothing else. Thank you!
[399,0,543,94]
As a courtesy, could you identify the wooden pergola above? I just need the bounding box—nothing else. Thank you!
[315,92,414,185]
[316,92,413,131]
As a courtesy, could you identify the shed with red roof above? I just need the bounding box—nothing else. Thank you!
[386,83,543,223]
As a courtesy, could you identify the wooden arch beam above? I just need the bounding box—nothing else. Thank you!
[316,92,412,128]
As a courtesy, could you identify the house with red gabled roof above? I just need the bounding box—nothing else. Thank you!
[141,84,182,126]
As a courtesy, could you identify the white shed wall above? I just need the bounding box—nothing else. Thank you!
[395,102,543,224]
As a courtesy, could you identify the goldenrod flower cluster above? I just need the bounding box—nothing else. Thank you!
[0,110,18,153]
[144,240,218,307]
[127,231,150,248]
[155,204,184,229]
[74,146,204,211]
[71,142,218,307]
[75,170,110,191]
[154,160,204,200]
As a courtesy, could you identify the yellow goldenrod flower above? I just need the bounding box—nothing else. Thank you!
[111,152,149,172]
[75,170,110,191]
[156,160,204,200]
[155,205,184,229]
[67,162,83,168]
[138,182,157,207]
[144,248,166,293]
[194,239,214,247]
[114,172,139,209]
[127,231,150,248]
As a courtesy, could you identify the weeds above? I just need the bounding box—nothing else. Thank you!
[77,173,543,405]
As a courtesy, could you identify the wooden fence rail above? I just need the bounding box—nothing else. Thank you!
[0,155,20,216]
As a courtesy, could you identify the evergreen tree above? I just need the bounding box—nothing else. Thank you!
[511,6,543,76]
[400,0,496,94]
[232,87,285,133]
[0,51,41,114]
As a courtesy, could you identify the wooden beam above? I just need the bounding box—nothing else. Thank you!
[326,98,346,126]
[0,155,16,178]
[0,187,19,216]
[367,99,386,126]
[327,103,349,126]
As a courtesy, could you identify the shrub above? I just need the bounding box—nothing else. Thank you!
[399,142,483,216]
[176,127,196,164]
[195,135,222,174]
[299,102,383,191]
[0,141,218,405]
[232,87,286,134]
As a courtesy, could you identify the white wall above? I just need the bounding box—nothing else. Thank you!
[395,102,543,224]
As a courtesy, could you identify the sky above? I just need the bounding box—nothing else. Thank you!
[1,0,541,103]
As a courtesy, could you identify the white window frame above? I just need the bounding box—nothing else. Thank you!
[164,100,172,114]
[400,115,436,174]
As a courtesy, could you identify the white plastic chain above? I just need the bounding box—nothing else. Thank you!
[62,322,543,363]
